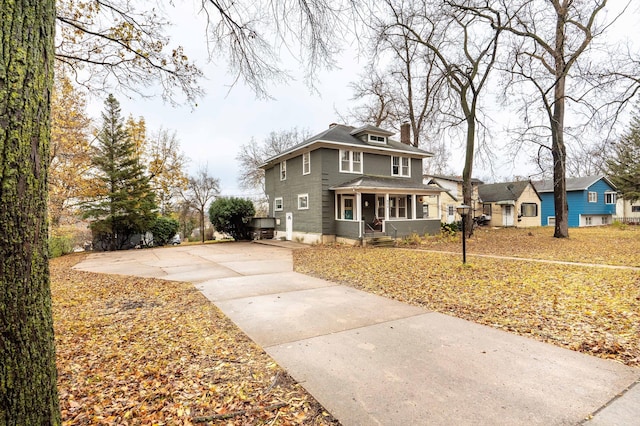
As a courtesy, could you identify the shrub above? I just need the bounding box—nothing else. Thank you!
[150,216,180,246]
[49,235,73,258]
[208,197,256,241]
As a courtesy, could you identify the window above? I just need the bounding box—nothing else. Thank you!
[368,134,386,143]
[391,156,410,177]
[342,196,354,220]
[632,205,640,213]
[422,204,429,218]
[548,217,556,226]
[483,204,491,216]
[448,205,455,216]
[280,161,287,181]
[340,150,362,173]
[585,216,592,225]
[297,194,309,210]
[389,196,406,218]
[601,216,609,225]
[302,152,310,175]
[274,197,283,211]
[520,203,538,217]
[588,191,597,203]
[605,192,616,204]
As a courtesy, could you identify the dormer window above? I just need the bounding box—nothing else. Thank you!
[368,134,387,144]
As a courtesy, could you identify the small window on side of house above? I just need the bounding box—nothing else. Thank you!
[632,205,640,213]
[302,152,310,175]
[585,216,592,225]
[274,197,283,211]
[280,160,287,181]
[521,203,538,217]
[588,191,597,203]
[298,194,309,210]
[483,203,491,216]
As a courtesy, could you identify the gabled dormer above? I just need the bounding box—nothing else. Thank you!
[350,125,395,145]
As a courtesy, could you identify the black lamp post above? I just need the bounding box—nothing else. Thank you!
[456,204,471,264]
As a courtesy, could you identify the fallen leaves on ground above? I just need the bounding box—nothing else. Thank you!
[52,254,339,425]
[418,226,640,267]
[294,229,640,367]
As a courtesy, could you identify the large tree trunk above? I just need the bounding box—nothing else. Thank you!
[551,5,570,239]
[0,0,60,423]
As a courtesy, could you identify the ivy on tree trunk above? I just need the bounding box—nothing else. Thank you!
[0,0,61,423]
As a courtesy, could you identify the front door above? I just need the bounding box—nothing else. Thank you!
[286,212,293,240]
[503,205,514,227]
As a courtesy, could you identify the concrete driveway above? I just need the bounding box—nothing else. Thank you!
[74,242,640,425]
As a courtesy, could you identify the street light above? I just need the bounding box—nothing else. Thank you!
[456,204,471,264]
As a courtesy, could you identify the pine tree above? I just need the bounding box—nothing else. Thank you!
[82,94,157,250]
[607,106,640,203]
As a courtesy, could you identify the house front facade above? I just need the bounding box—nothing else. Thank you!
[261,123,443,244]
[478,181,541,227]
[533,175,617,227]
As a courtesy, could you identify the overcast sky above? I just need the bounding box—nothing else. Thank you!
[84,2,640,199]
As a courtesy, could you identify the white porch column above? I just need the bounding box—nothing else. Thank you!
[412,194,417,219]
[385,193,390,220]
[356,192,362,221]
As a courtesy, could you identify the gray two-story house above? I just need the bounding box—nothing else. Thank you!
[260,123,443,244]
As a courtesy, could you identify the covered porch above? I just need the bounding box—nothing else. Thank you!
[330,177,443,241]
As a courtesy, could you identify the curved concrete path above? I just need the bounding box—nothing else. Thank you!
[74,242,640,425]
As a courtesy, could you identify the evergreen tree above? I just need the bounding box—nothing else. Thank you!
[607,106,640,203]
[83,94,157,250]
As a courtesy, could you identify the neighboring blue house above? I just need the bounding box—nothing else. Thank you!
[532,175,617,227]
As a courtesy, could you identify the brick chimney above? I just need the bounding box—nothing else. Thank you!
[400,121,410,145]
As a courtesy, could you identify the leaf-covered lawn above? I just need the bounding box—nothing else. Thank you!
[52,254,338,425]
[294,227,640,367]
[419,225,640,266]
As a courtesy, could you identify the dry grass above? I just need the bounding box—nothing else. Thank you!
[294,226,640,367]
[52,254,338,425]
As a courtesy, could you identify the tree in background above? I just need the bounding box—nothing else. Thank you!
[236,128,309,208]
[209,197,256,241]
[180,166,221,243]
[377,0,502,236]
[146,128,189,215]
[82,94,157,250]
[607,105,640,203]
[0,0,60,422]
[49,70,93,227]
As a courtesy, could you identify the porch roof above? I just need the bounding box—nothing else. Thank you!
[330,175,442,193]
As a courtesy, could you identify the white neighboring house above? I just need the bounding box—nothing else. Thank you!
[616,197,640,223]
[423,175,484,223]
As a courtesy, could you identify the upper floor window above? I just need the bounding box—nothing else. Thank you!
[274,197,283,211]
[632,205,640,213]
[605,192,616,204]
[302,152,310,175]
[588,191,597,203]
[368,134,386,143]
[392,156,410,177]
[340,150,362,173]
[280,160,287,181]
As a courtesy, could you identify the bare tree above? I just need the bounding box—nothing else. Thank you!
[236,128,309,203]
[493,0,631,238]
[55,0,351,102]
[180,166,221,243]
[377,0,502,235]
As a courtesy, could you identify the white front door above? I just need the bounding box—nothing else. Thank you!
[503,205,514,227]
[285,212,293,240]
